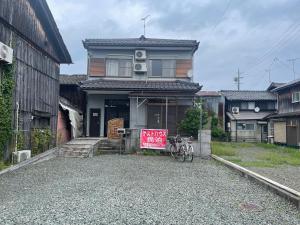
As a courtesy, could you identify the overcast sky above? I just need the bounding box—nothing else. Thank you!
[47,0,300,91]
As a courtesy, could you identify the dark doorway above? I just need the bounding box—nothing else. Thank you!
[89,108,101,137]
[104,99,130,136]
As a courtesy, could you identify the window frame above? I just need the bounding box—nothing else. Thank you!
[148,59,176,78]
[237,122,256,131]
[292,91,300,103]
[105,57,133,77]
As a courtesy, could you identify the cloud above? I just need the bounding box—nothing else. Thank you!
[47,0,300,90]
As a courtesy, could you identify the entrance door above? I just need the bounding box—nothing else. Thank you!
[89,108,101,137]
[261,124,268,142]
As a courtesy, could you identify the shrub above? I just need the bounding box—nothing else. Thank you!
[179,100,208,137]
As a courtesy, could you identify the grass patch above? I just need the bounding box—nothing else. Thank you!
[141,149,161,156]
[256,151,300,166]
[0,161,10,171]
[213,141,300,168]
[238,161,276,168]
[211,142,237,156]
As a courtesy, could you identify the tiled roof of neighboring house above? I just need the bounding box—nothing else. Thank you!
[267,111,300,118]
[226,112,273,120]
[83,35,199,51]
[59,74,87,85]
[272,79,300,92]
[196,91,220,97]
[80,79,201,93]
[220,90,276,101]
[266,82,285,91]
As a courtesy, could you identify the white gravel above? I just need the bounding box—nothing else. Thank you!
[0,155,299,225]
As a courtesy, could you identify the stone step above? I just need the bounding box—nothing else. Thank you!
[97,149,122,155]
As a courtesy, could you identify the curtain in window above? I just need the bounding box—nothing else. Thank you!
[119,59,132,77]
[106,59,119,77]
[162,60,175,77]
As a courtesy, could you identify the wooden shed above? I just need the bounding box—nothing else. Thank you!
[0,0,72,158]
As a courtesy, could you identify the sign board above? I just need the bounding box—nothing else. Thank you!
[108,118,124,139]
[140,129,168,149]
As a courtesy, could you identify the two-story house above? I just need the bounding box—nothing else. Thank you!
[221,90,277,142]
[80,35,201,138]
[269,79,300,147]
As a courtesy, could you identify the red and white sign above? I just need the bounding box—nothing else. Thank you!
[140,129,168,149]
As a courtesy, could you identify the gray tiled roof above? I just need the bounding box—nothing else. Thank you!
[220,90,276,101]
[83,35,199,50]
[266,82,285,91]
[272,79,300,92]
[80,79,201,92]
[227,112,273,120]
[59,74,87,85]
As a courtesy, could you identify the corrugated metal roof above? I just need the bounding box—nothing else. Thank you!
[221,90,276,101]
[272,79,300,92]
[59,74,87,85]
[83,35,199,50]
[80,79,201,92]
[266,82,285,91]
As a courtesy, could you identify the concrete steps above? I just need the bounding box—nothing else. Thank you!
[58,138,100,158]
[95,138,125,155]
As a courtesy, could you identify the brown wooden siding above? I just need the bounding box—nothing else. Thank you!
[0,1,61,151]
[0,0,61,62]
[89,58,105,76]
[278,86,300,114]
[176,59,192,78]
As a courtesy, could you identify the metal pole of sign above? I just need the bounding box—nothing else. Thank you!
[165,97,168,130]
[199,99,202,156]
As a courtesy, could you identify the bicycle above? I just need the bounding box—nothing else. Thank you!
[183,136,194,162]
[168,135,186,162]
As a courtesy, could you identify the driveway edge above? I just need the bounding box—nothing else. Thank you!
[0,148,58,176]
[212,154,300,209]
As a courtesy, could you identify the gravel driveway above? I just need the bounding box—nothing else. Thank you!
[0,155,299,225]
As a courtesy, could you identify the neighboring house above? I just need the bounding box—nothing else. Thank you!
[266,82,285,92]
[0,0,71,157]
[196,91,225,129]
[221,90,277,142]
[268,79,300,147]
[80,35,201,137]
[58,74,87,144]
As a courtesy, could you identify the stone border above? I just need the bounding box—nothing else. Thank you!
[212,154,300,209]
[0,148,58,176]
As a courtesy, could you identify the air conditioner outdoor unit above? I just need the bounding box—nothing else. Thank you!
[13,150,31,163]
[135,50,146,60]
[232,107,239,114]
[0,41,13,64]
[134,62,147,72]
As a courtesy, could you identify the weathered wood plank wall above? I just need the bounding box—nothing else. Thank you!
[0,0,61,149]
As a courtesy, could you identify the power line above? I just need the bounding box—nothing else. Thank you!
[244,21,300,74]
[287,58,300,79]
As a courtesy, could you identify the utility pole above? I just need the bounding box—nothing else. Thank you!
[287,58,300,80]
[234,68,244,90]
[141,15,150,37]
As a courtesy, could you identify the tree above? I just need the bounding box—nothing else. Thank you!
[179,100,208,137]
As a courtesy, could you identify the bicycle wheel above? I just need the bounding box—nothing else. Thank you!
[169,144,176,158]
[177,144,186,162]
[185,144,194,162]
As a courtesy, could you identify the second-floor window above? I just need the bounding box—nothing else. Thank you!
[106,59,132,77]
[148,59,176,77]
[292,92,300,103]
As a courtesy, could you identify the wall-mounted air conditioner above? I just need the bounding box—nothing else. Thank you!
[135,50,146,60]
[134,62,147,72]
[13,150,31,163]
[232,107,239,114]
[0,42,13,64]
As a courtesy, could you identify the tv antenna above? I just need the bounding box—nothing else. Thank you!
[141,15,150,36]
